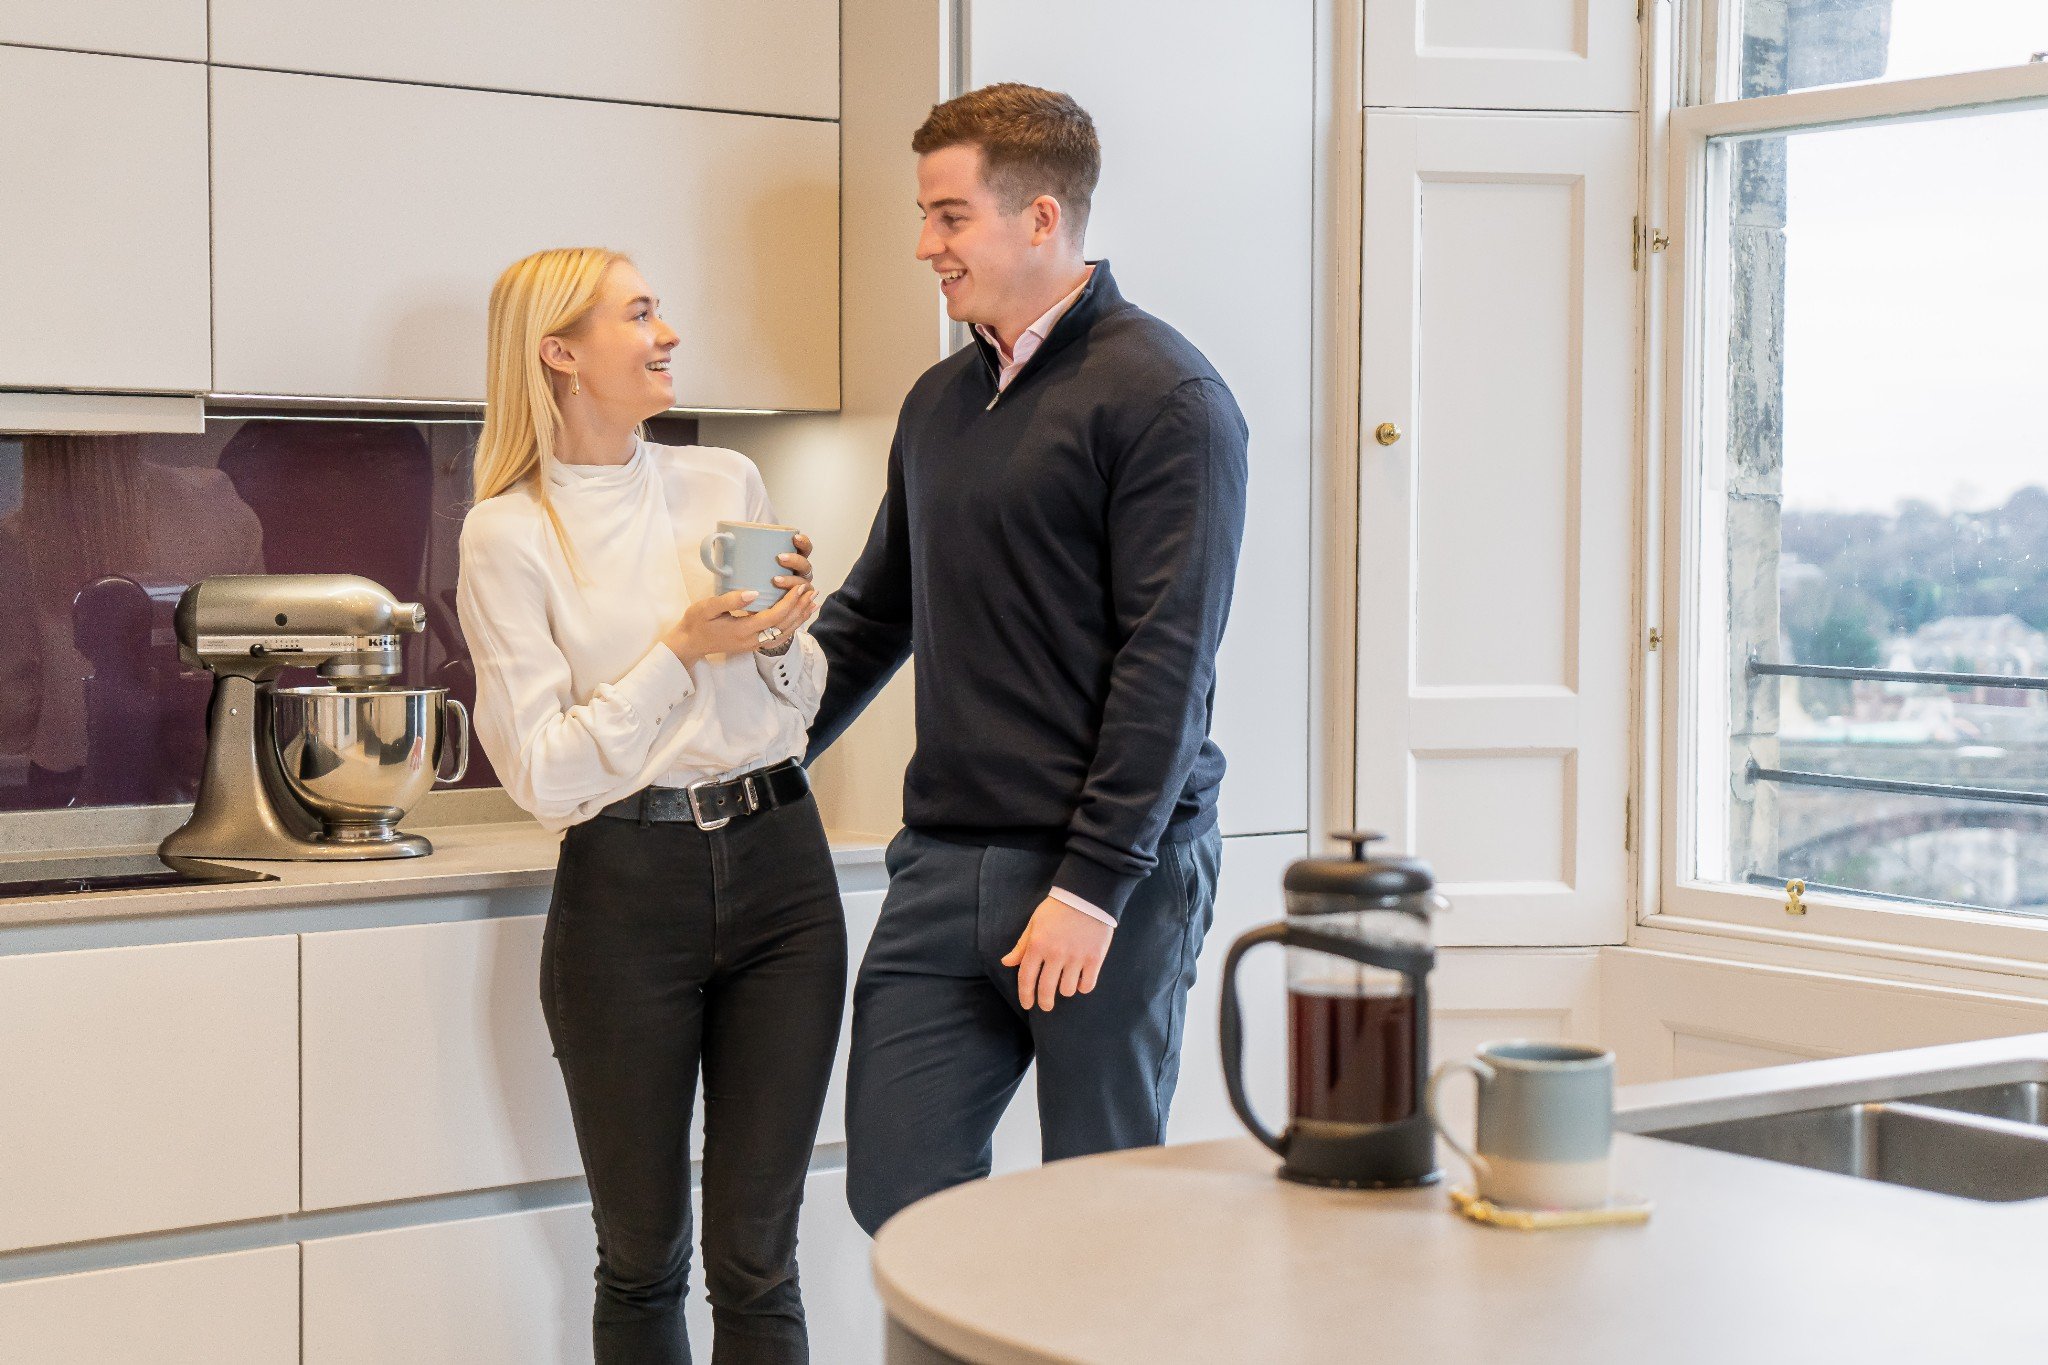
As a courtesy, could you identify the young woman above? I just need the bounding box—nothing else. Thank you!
[457,247,843,1365]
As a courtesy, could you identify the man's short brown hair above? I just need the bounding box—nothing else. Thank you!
[912,83,1100,238]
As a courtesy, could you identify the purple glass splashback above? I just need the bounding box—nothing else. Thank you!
[0,413,697,813]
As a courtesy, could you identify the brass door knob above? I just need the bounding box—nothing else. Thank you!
[1374,422,1402,446]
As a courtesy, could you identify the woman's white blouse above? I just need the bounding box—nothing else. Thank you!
[456,439,825,829]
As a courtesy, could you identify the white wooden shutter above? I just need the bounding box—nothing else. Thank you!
[1364,0,1641,113]
[1356,110,1638,947]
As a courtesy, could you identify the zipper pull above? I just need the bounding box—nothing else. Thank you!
[986,392,1000,411]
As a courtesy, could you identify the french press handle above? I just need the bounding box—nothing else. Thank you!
[1218,921,1432,1157]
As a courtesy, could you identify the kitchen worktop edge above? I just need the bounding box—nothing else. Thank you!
[0,821,890,930]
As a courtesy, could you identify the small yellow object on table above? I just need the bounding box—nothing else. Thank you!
[1447,1186,1652,1231]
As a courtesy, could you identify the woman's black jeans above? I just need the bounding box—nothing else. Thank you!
[542,791,847,1365]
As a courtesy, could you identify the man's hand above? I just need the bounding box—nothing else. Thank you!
[1000,898,1113,1012]
[773,532,817,592]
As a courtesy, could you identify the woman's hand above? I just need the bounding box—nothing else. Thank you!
[662,580,819,670]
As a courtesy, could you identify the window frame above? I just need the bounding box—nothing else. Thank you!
[1646,14,2048,964]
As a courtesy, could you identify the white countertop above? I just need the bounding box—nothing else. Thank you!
[0,820,888,930]
[873,1039,2048,1364]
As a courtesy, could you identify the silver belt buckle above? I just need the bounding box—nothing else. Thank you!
[686,778,733,831]
[686,774,760,831]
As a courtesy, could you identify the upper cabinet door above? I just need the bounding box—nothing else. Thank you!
[1363,0,1639,112]
[1356,111,1637,948]
[0,48,211,393]
[0,0,206,61]
[210,69,839,411]
[210,0,838,120]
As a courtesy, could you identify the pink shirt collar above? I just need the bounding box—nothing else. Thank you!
[974,267,1095,393]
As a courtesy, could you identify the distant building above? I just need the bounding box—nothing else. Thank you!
[1887,615,2048,709]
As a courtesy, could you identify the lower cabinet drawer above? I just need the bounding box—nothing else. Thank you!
[0,936,298,1251]
[0,1245,298,1365]
[300,916,581,1209]
[301,1205,596,1365]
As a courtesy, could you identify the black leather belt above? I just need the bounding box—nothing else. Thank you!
[599,759,809,831]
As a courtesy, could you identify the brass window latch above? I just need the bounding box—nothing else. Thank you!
[1784,879,1807,916]
[1632,219,1671,270]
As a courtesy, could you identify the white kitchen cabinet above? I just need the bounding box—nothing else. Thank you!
[1166,831,1301,1146]
[817,888,887,1149]
[0,1,206,61]
[0,47,210,394]
[210,0,837,120]
[970,0,1316,837]
[303,1185,877,1364]
[300,915,581,1210]
[791,1169,885,1364]
[686,1168,883,1364]
[210,68,839,411]
[0,935,298,1253]
[1356,110,1637,948]
[0,1245,298,1365]
[1363,0,1640,112]
[302,1204,596,1364]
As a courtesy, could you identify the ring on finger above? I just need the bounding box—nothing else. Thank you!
[757,625,784,644]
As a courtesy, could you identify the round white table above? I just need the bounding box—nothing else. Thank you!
[870,1134,2048,1363]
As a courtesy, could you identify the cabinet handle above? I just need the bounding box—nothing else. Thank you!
[1374,422,1402,446]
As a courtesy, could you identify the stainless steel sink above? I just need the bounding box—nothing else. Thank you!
[1645,1099,2048,1203]
[1905,1081,2048,1126]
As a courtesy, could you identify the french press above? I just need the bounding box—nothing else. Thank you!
[1219,831,1446,1188]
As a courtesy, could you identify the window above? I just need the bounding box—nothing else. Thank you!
[1731,0,2048,95]
[1659,3,2048,952]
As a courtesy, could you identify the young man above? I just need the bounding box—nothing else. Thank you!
[808,83,1249,1235]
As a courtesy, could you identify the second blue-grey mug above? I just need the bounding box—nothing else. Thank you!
[699,520,798,612]
[1427,1039,1614,1209]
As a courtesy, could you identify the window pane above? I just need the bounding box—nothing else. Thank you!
[1738,0,2048,97]
[1701,107,2048,914]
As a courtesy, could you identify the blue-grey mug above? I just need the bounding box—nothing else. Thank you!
[1427,1040,1614,1209]
[699,520,798,612]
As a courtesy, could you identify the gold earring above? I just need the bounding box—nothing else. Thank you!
[570,372,581,396]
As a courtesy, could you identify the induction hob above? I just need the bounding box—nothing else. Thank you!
[0,853,279,901]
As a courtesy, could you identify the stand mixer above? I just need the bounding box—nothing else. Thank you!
[159,574,469,862]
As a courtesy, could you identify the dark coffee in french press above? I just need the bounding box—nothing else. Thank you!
[1220,831,1446,1188]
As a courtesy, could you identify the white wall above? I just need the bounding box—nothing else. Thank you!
[701,0,950,839]
[721,0,1319,843]
[967,0,1316,840]
[1603,948,2048,1085]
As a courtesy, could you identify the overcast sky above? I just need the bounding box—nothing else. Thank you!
[1777,1,2048,513]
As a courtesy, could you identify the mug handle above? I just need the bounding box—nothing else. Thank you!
[436,697,471,785]
[1426,1057,1495,1181]
[700,531,735,578]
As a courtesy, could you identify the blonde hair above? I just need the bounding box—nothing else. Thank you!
[472,246,631,568]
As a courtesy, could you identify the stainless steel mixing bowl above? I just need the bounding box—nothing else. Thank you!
[271,686,471,843]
